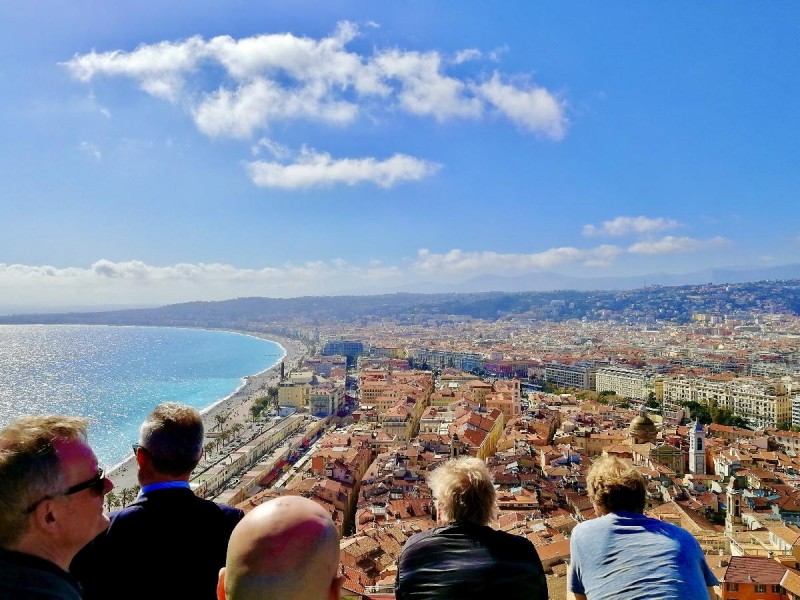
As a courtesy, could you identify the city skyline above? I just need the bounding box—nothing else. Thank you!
[1,2,798,310]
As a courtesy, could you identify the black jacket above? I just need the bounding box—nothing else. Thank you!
[70,487,244,600]
[395,521,548,600]
[0,549,83,600]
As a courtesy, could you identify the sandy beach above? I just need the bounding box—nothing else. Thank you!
[106,331,307,492]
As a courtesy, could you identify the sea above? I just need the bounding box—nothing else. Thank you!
[0,324,284,469]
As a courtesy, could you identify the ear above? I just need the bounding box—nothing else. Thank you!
[329,575,343,600]
[135,448,147,469]
[31,499,59,528]
[216,567,226,600]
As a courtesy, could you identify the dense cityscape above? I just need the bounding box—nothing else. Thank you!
[31,280,800,599]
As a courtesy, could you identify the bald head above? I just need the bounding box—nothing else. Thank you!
[218,496,341,600]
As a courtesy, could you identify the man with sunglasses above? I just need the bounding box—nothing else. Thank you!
[71,402,244,600]
[0,414,113,599]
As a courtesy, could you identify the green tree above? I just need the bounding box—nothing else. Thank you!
[682,401,712,424]
[214,412,229,432]
[104,489,118,511]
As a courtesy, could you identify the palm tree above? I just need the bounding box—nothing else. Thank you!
[204,440,217,461]
[104,490,118,512]
[120,486,138,507]
[214,411,230,432]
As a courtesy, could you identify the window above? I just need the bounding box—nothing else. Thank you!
[754,584,766,592]
[727,583,739,591]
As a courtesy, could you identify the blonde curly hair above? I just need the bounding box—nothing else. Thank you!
[586,455,645,515]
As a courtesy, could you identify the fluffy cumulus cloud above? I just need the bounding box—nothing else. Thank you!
[63,21,566,136]
[582,216,681,237]
[0,231,733,307]
[246,148,440,189]
[627,236,728,255]
[476,73,566,139]
[61,21,568,188]
[0,259,406,307]
[1,245,619,308]
[412,244,622,275]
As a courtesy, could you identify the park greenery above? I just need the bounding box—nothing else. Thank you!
[249,386,279,420]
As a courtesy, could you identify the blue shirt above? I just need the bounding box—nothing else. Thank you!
[568,511,719,599]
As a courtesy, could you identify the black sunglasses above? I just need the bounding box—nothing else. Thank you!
[25,468,106,514]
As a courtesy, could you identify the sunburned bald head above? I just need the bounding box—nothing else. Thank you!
[218,495,342,600]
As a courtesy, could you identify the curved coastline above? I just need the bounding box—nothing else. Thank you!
[105,331,306,492]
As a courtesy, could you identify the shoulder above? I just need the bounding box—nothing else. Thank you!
[400,527,438,554]
[198,497,244,516]
[573,514,609,535]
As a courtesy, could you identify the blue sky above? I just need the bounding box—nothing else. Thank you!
[1,1,798,309]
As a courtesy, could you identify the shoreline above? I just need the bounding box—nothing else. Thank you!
[105,331,307,492]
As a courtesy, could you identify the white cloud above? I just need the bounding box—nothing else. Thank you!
[8,236,750,307]
[63,21,567,141]
[452,49,482,64]
[63,37,208,102]
[412,245,622,274]
[0,245,621,307]
[476,73,567,139]
[246,148,440,189]
[374,49,483,120]
[0,259,406,307]
[79,141,102,161]
[488,45,509,62]
[627,236,728,255]
[582,216,681,237]
[87,91,111,118]
[251,137,292,159]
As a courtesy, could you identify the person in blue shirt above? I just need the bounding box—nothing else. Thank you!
[71,402,244,600]
[568,454,719,600]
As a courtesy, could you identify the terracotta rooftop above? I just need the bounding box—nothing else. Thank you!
[723,555,787,584]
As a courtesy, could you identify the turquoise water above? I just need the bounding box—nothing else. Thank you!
[0,325,284,468]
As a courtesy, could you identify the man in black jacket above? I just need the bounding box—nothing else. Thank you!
[71,402,244,600]
[0,415,113,599]
[395,456,548,600]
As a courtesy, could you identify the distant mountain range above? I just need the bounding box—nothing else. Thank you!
[1,276,799,328]
[3,264,800,317]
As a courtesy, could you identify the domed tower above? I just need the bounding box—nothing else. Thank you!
[629,407,658,445]
[689,418,706,475]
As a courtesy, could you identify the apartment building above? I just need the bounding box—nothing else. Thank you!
[322,340,365,365]
[594,366,654,400]
[545,361,597,390]
[277,380,310,408]
[309,382,345,416]
[407,348,484,372]
[661,375,791,429]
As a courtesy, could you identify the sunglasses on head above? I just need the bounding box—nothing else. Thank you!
[25,468,107,514]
